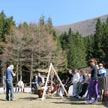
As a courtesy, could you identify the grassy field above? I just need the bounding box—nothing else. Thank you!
[0,93,107,108]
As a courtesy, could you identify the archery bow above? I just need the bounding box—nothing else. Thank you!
[15,64,24,74]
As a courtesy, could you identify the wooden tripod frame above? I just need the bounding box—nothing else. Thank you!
[41,63,69,100]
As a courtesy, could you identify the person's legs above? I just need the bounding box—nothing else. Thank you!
[9,81,14,100]
[94,80,98,101]
[77,84,83,95]
[76,83,79,95]
[21,86,22,92]
[89,80,95,100]
[59,87,64,98]
[18,86,21,92]
[65,83,71,92]
[65,87,68,92]
[6,81,9,100]
[66,84,69,92]
[84,85,89,100]
[85,80,96,104]
[73,83,77,95]
[79,84,85,97]
[79,83,89,97]
[3,86,5,94]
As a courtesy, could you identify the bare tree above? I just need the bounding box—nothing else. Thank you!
[2,19,66,85]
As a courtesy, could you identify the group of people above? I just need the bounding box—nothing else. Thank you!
[3,58,107,103]
[64,58,106,104]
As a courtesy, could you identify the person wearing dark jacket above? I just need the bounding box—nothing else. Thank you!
[64,69,73,92]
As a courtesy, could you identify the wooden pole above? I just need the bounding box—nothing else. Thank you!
[51,63,69,97]
[51,67,53,97]
[16,63,19,82]
[41,63,69,100]
[41,63,52,100]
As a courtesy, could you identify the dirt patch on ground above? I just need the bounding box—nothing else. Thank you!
[0,93,107,108]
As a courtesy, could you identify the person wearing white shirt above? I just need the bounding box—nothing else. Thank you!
[72,69,80,96]
[17,79,24,92]
[76,70,85,96]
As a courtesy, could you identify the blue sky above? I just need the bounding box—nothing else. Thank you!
[0,0,108,26]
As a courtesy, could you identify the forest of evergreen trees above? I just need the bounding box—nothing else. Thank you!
[0,10,108,80]
[60,18,108,70]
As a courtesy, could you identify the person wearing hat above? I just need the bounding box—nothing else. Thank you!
[98,63,106,77]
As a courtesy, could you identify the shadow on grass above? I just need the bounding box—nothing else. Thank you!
[51,96,86,105]
[46,96,63,100]
[69,96,87,101]
[52,101,86,105]
[19,97,38,101]
[52,97,104,106]
[0,99,6,101]
[102,102,108,108]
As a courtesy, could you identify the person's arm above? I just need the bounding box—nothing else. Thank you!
[86,75,91,83]
[12,73,16,77]
[88,68,93,74]
[64,77,69,86]
[79,80,84,84]
[77,74,80,83]
[79,75,85,84]
[11,70,16,77]
[40,77,42,83]
[79,78,85,84]
[17,81,20,86]
[68,77,73,84]
[103,73,106,77]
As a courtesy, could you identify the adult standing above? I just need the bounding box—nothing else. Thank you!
[6,65,16,101]
[85,58,98,104]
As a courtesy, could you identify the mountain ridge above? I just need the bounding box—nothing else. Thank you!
[54,14,108,37]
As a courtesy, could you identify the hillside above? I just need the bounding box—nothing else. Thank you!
[54,14,108,37]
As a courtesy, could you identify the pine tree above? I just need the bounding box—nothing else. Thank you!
[0,11,15,42]
[60,29,87,70]
[84,35,94,62]
[94,18,105,62]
